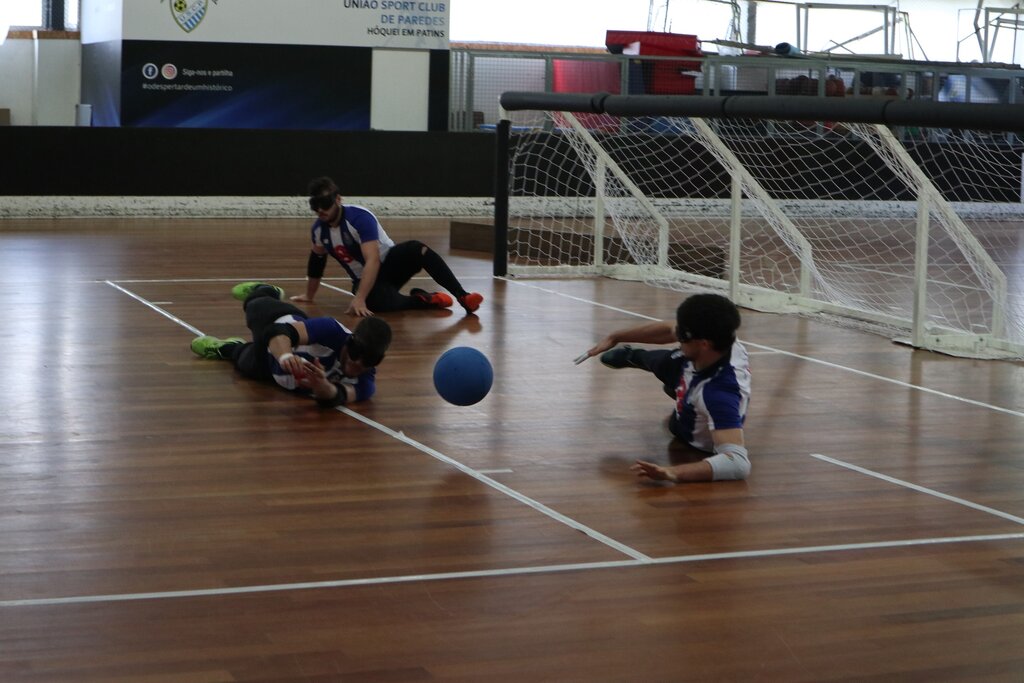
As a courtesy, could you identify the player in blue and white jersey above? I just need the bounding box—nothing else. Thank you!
[583,293,752,483]
[190,283,392,407]
[290,176,484,318]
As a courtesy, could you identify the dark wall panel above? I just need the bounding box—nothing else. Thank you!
[428,50,450,132]
[0,128,495,196]
[120,41,372,130]
[7,125,1013,202]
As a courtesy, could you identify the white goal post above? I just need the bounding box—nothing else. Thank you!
[494,93,1024,359]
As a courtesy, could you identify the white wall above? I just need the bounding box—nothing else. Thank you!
[80,0,122,44]
[0,35,81,125]
[371,49,431,131]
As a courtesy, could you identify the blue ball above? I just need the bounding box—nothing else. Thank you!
[433,346,493,406]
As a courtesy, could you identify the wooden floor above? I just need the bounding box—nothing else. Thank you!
[2,218,1024,682]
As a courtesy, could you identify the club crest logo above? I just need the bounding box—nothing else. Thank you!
[162,0,218,33]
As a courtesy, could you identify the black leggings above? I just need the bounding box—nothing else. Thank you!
[630,348,690,439]
[230,288,308,381]
[359,240,469,312]
[630,349,686,400]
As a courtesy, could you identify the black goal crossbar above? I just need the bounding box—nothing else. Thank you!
[499,92,1024,133]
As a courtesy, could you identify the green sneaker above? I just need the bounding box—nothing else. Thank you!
[191,335,245,360]
[231,282,285,302]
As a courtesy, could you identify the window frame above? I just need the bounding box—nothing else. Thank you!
[8,1,73,31]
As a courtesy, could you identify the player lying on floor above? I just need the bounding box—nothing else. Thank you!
[582,293,751,483]
[190,282,391,407]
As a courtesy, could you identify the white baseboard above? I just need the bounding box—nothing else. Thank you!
[0,196,496,219]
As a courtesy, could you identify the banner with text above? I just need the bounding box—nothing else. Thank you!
[123,0,449,50]
[120,41,372,129]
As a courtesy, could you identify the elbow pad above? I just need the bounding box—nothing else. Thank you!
[267,322,300,347]
[706,443,750,481]
[307,251,328,278]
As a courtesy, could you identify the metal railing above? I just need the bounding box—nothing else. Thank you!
[450,47,1024,132]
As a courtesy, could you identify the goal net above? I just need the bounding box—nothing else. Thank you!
[499,106,1024,359]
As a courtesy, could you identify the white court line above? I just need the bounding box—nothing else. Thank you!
[338,407,650,562]
[811,453,1024,525]
[105,281,204,337]
[648,532,1024,564]
[106,280,650,563]
[319,281,353,297]
[747,341,1024,419]
[4,531,1021,608]
[504,278,1024,420]
[478,468,515,474]
[76,276,1024,611]
[500,278,662,321]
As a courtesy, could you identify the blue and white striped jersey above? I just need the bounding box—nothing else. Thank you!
[267,314,376,402]
[670,342,751,452]
[311,204,395,282]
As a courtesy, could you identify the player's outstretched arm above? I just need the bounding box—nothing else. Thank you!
[346,241,381,318]
[585,334,618,359]
[704,429,750,481]
[585,321,678,359]
[636,430,747,483]
[292,247,327,303]
[631,459,713,483]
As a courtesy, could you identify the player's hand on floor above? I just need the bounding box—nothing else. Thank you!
[631,460,679,483]
[346,300,374,317]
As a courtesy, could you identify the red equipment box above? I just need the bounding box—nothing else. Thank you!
[605,30,700,55]
[605,30,701,94]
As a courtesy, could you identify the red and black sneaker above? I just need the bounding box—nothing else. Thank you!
[411,288,453,308]
[458,292,483,313]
